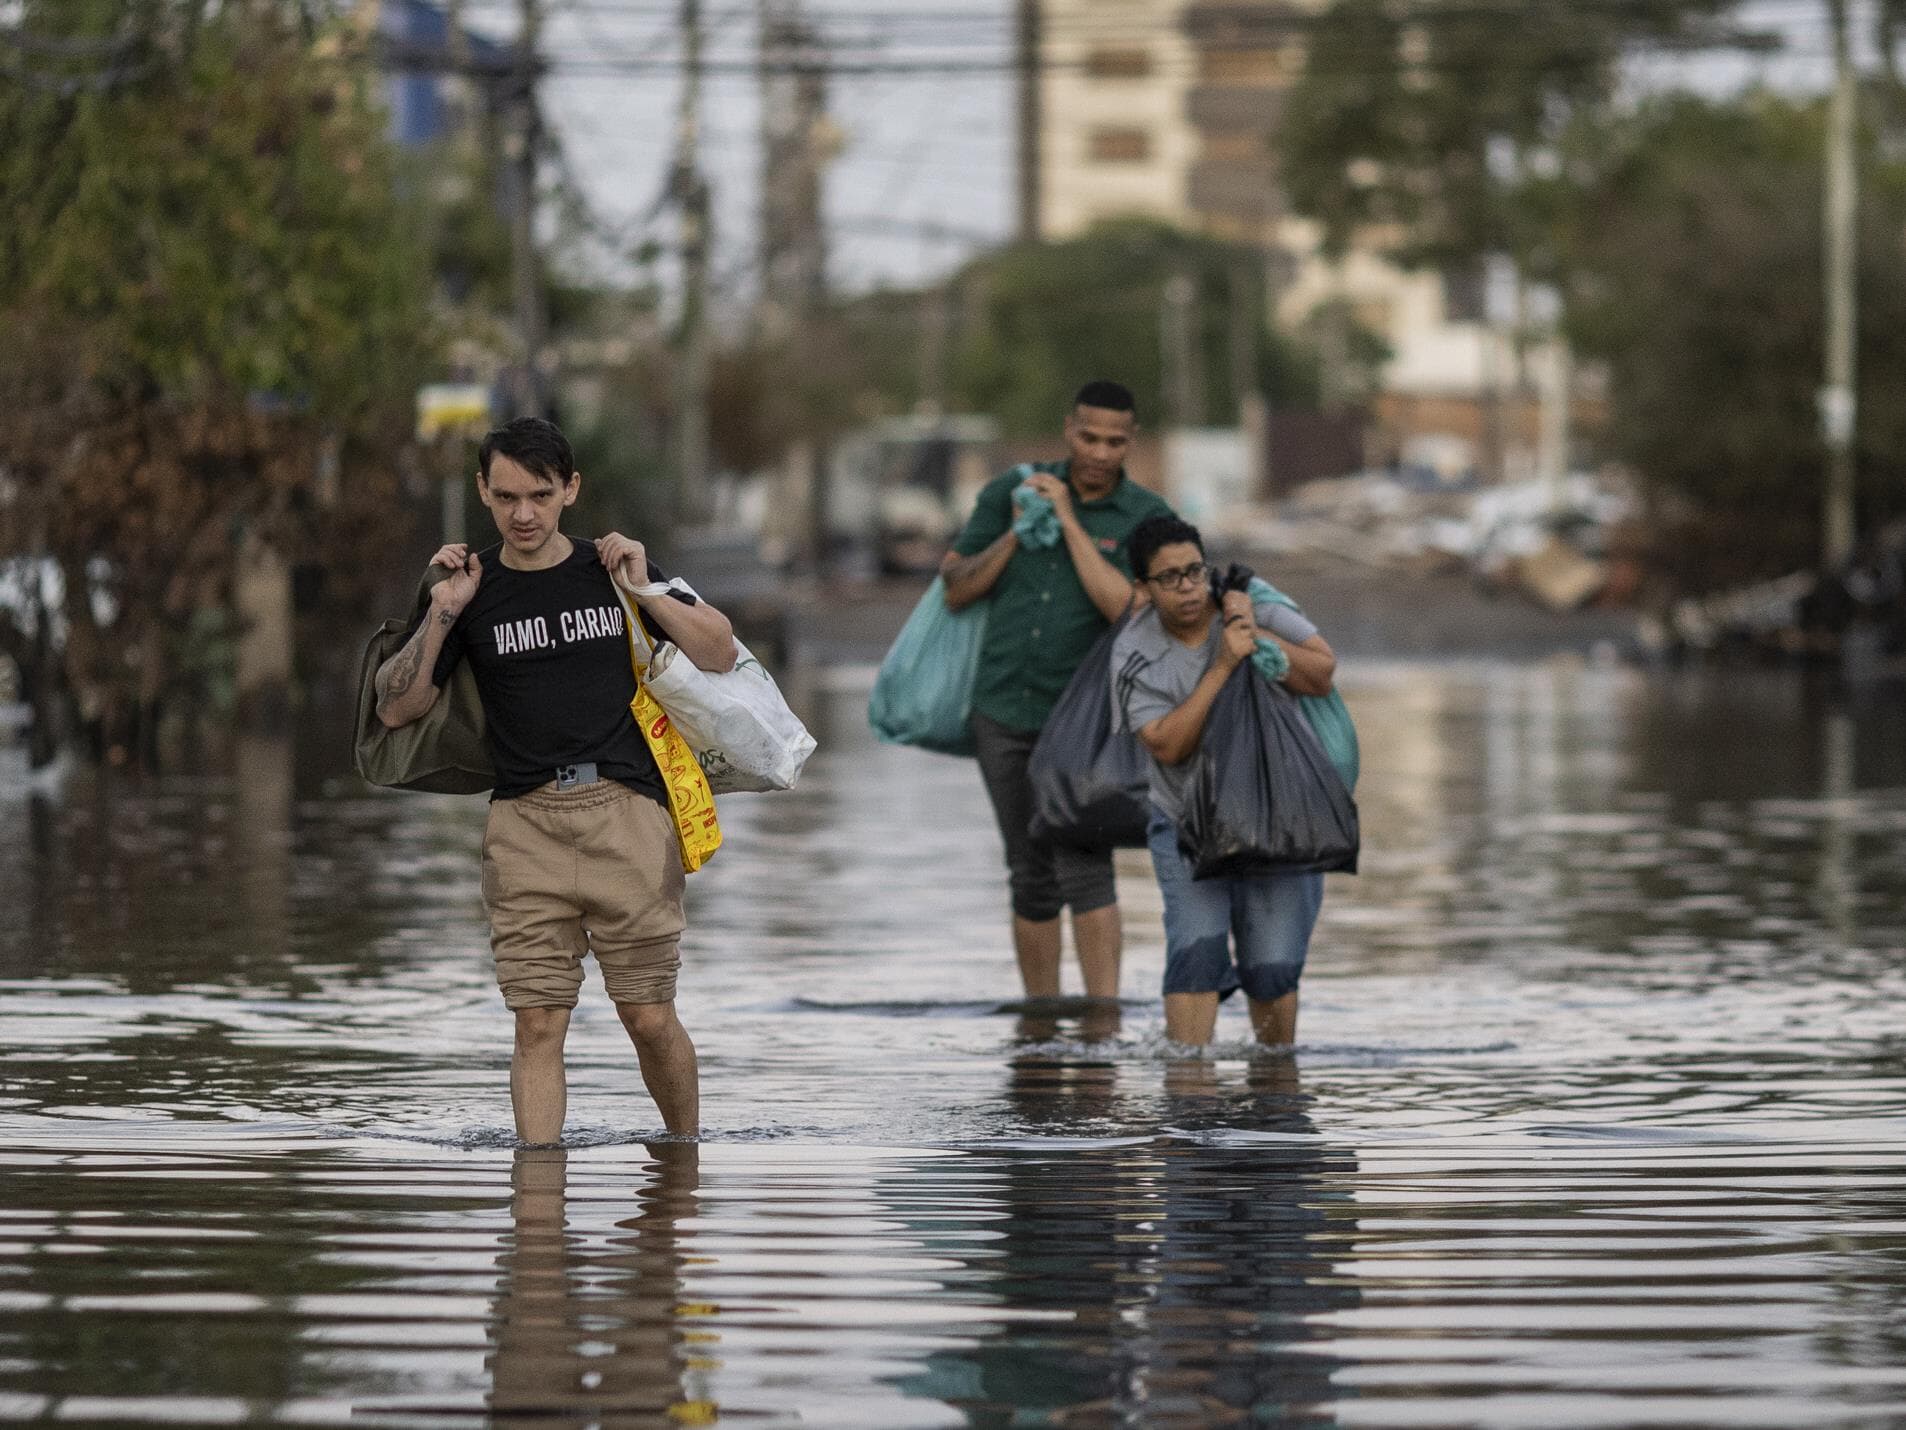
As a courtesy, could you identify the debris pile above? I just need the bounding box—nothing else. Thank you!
[1241,468,1641,612]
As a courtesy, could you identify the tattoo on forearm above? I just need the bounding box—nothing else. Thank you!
[375,628,429,714]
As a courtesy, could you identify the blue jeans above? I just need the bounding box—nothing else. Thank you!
[1146,812,1324,1002]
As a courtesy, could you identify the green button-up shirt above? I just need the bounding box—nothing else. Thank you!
[950,460,1175,732]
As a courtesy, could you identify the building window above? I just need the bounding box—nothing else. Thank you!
[1201,131,1265,163]
[1200,47,1294,85]
[1086,47,1153,79]
[1089,126,1152,163]
[1442,262,1487,324]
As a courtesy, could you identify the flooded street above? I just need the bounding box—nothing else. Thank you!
[2,661,1904,1426]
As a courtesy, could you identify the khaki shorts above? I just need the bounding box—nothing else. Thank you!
[481,780,686,1010]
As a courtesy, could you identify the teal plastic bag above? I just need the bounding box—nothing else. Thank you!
[1012,482,1062,549]
[1247,576,1360,793]
[999,461,1064,550]
[1250,635,1290,683]
[869,577,989,757]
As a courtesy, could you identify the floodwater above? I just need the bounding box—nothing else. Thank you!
[1,661,1904,1427]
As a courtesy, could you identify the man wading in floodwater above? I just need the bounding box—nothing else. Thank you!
[941,380,1175,1001]
[374,418,738,1142]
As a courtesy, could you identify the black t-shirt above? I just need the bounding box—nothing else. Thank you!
[424,539,699,802]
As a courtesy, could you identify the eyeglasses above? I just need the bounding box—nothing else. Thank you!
[1145,561,1209,590]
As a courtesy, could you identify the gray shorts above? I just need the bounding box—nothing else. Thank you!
[971,710,1117,923]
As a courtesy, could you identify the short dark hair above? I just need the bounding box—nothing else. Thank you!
[479,417,575,487]
[1073,379,1137,419]
[1128,513,1203,582]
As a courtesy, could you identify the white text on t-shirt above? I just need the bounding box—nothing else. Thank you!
[492,604,626,655]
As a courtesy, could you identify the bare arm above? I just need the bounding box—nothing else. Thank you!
[939,529,1017,611]
[1230,591,1335,696]
[1023,472,1134,622]
[1139,602,1338,763]
[1136,620,1254,766]
[639,590,737,673]
[375,546,480,728]
[1057,513,1138,623]
[1270,633,1336,696]
[375,608,454,727]
[597,532,737,673]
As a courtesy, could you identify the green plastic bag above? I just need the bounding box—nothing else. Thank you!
[868,577,988,757]
[1248,576,1360,793]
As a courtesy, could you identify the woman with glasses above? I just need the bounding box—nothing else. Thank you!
[1111,515,1338,1048]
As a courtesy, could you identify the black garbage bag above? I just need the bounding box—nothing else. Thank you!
[1179,664,1359,879]
[1027,617,1152,849]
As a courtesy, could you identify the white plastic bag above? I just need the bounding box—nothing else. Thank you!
[616,578,816,794]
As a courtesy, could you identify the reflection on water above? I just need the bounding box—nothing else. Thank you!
[490,1145,712,1424]
[904,1050,1360,1426]
[2,662,1905,1424]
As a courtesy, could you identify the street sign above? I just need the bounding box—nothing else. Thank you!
[416,383,494,442]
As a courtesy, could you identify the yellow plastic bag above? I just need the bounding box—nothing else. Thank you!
[624,615,722,873]
[629,675,722,872]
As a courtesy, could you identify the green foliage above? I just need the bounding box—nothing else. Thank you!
[1275,3,1906,586]
[658,224,1359,488]
[0,0,439,757]
[943,220,1333,436]
[565,390,677,545]
[401,137,516,318]
[2,3,430,412]
[1561,94,1906,584]
[1281,0,1749,273]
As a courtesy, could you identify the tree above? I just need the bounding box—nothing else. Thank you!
[0,0,437,764]
[1559,94,1906,588]
[1280,0,1754,277]
[943,220,1338,437]
[1275,3,1906,588]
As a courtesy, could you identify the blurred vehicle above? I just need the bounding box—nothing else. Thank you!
[827,415,1001,575]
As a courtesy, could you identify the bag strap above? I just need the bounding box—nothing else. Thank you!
[612,575,701,668]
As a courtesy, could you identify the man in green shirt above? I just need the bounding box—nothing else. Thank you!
[941,380,1176,1000]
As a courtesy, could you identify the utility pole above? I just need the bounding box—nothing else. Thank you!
[445,0,471,105]
[758,0,828,336]
[1535,278,1571,516]
[442,0,475,544]
[504,0,546,420]
[757,0,834,567]
[1536,335,1572,515]
[673,0,712,523]
[1161,272,1203,429]
[1014,0,1041,242]
[1228,257,1268,497]
[918,280,950,419]
[1820,0,1858,570]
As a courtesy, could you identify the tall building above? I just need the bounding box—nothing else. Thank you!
[1032,0,1198,238]
[1028,0,1527,480]
[1179,0,1302,244]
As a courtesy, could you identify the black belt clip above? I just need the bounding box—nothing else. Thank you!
[555,762,599,791]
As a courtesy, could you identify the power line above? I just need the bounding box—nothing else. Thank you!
[527,34,1806,78]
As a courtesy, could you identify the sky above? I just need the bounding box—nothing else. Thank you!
[457,0,1870,307]
[464,0,1017,304]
